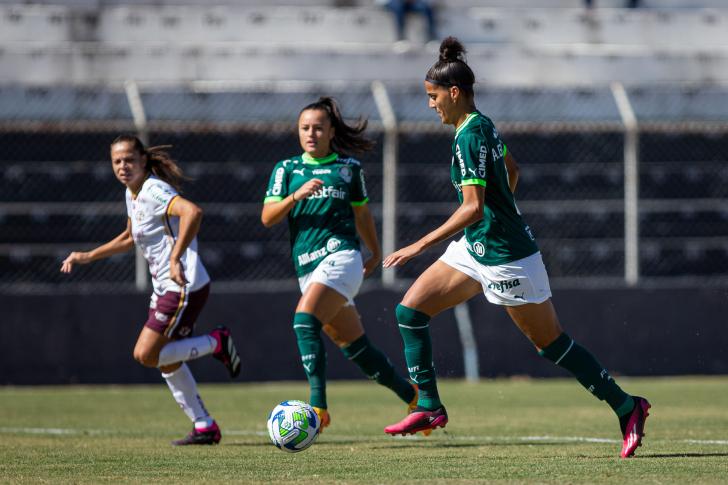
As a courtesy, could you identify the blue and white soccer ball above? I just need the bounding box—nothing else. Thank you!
[267,400,320,453]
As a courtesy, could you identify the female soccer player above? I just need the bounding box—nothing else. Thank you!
[382,37,650,458]
[61,135,241,446]
[261,97,418,432]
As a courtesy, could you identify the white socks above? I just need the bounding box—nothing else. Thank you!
[162,363,212,424]
[157,335,216,367]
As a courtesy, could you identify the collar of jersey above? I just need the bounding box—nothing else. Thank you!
[454,111,480,138]
[302,152,338,165]
[130,173,152,199]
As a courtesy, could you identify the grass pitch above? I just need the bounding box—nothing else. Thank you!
[1,377,727,484]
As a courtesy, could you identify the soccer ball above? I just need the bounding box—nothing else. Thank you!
[267,400,320,453]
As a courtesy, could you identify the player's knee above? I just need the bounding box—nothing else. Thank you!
[395,303,430,326]
[133,348,159,368]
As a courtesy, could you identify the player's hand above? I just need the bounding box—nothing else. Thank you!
[60,251,91,273]
[170,258,188,286]
[363,253,381,278]
[382,242,425,268]
[293,178,325,201]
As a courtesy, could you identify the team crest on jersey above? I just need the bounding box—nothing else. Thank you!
[135,211,145,222]
[326,238,342,253]
[338,166,353,183]
[473,242,486,257]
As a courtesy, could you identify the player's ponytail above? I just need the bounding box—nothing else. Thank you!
[111,134,188,192]
[425,36,475,97]
[299,97,375,156]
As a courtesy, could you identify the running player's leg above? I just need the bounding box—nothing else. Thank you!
[505,300,649,458]
[133,287,225,445]
[137,286,240,377]
[133,328,220,445]
[325,305,415,406]
[294,282,347,428]
[385,260,481,435]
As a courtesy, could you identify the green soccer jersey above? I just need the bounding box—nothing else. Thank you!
[264,152,368,276]
[451,111,539,265]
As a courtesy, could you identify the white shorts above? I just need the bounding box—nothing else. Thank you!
[439,237,552,307]
[298,249,363,305]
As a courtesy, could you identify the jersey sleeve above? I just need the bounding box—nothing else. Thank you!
[147,180,179,218]
[455,131,489,188]
[349,163,369,206]
[125,190,133,218]
[264,161,289,204]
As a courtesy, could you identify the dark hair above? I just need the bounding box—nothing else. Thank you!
[299,97,375,156]
[425,37,475,97]
[111,134,188,192]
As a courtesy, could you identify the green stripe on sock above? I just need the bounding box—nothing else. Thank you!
[395,304,441,410]
[293,312,327,409]
[342,334,415,404]
[541,332,631,417]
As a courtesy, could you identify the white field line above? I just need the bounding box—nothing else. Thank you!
[3,427,728,446]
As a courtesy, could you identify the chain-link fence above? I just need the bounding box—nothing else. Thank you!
[1,82,727,293]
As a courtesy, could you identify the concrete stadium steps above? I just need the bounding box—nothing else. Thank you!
[2,4,727,46]
[1,4,728,84]
[2,41,728,85]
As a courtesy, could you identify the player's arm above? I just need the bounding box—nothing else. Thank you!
[167,196,203,286]
[353,203,382,278]
[261,178,324,227]
[60,218,134,273]
[383,185,484,268]
[504,149,519,193]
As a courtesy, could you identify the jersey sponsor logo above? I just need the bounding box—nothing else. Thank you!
[456,144,466,177]
[292,168,305,176]
[271,167,285,196]
[312,168,331,175]
[524,225,536,241]
[326,238,341,253]
[473,241,486,257]
[478,145,487,177]
[298,246,328,266]
[308,185,347,200]
[487,278,521,293]
[154,311,169,322]
[338,166,353,183]
[492,142,505,163]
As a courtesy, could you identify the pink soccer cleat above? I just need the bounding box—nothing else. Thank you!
[620,396,651,458]
[384,406,448,436]
[210,326,241,378]
[407,384,432,437]
[172,421,221,446]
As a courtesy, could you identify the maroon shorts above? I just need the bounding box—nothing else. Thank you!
[145,284,210,340]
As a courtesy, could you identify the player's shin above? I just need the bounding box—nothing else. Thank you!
[157,335,216,367]
[341,334,415,404]
[539,332,634,416]
[293,312,327,409]
[395,304,441,410]
[162,363,213,427]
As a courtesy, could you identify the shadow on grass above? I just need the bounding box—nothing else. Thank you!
[637,452,728,459]
[369,441,567,450]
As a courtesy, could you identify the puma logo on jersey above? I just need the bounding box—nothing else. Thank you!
[292,169,305,176]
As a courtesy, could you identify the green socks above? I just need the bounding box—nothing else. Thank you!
[293,312,327,409]
[395,304,441,410]
[341,334,415,405]
[540,332,634,417]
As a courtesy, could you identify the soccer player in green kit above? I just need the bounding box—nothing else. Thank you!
[261,97,419,432]
[382,37,650,458]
